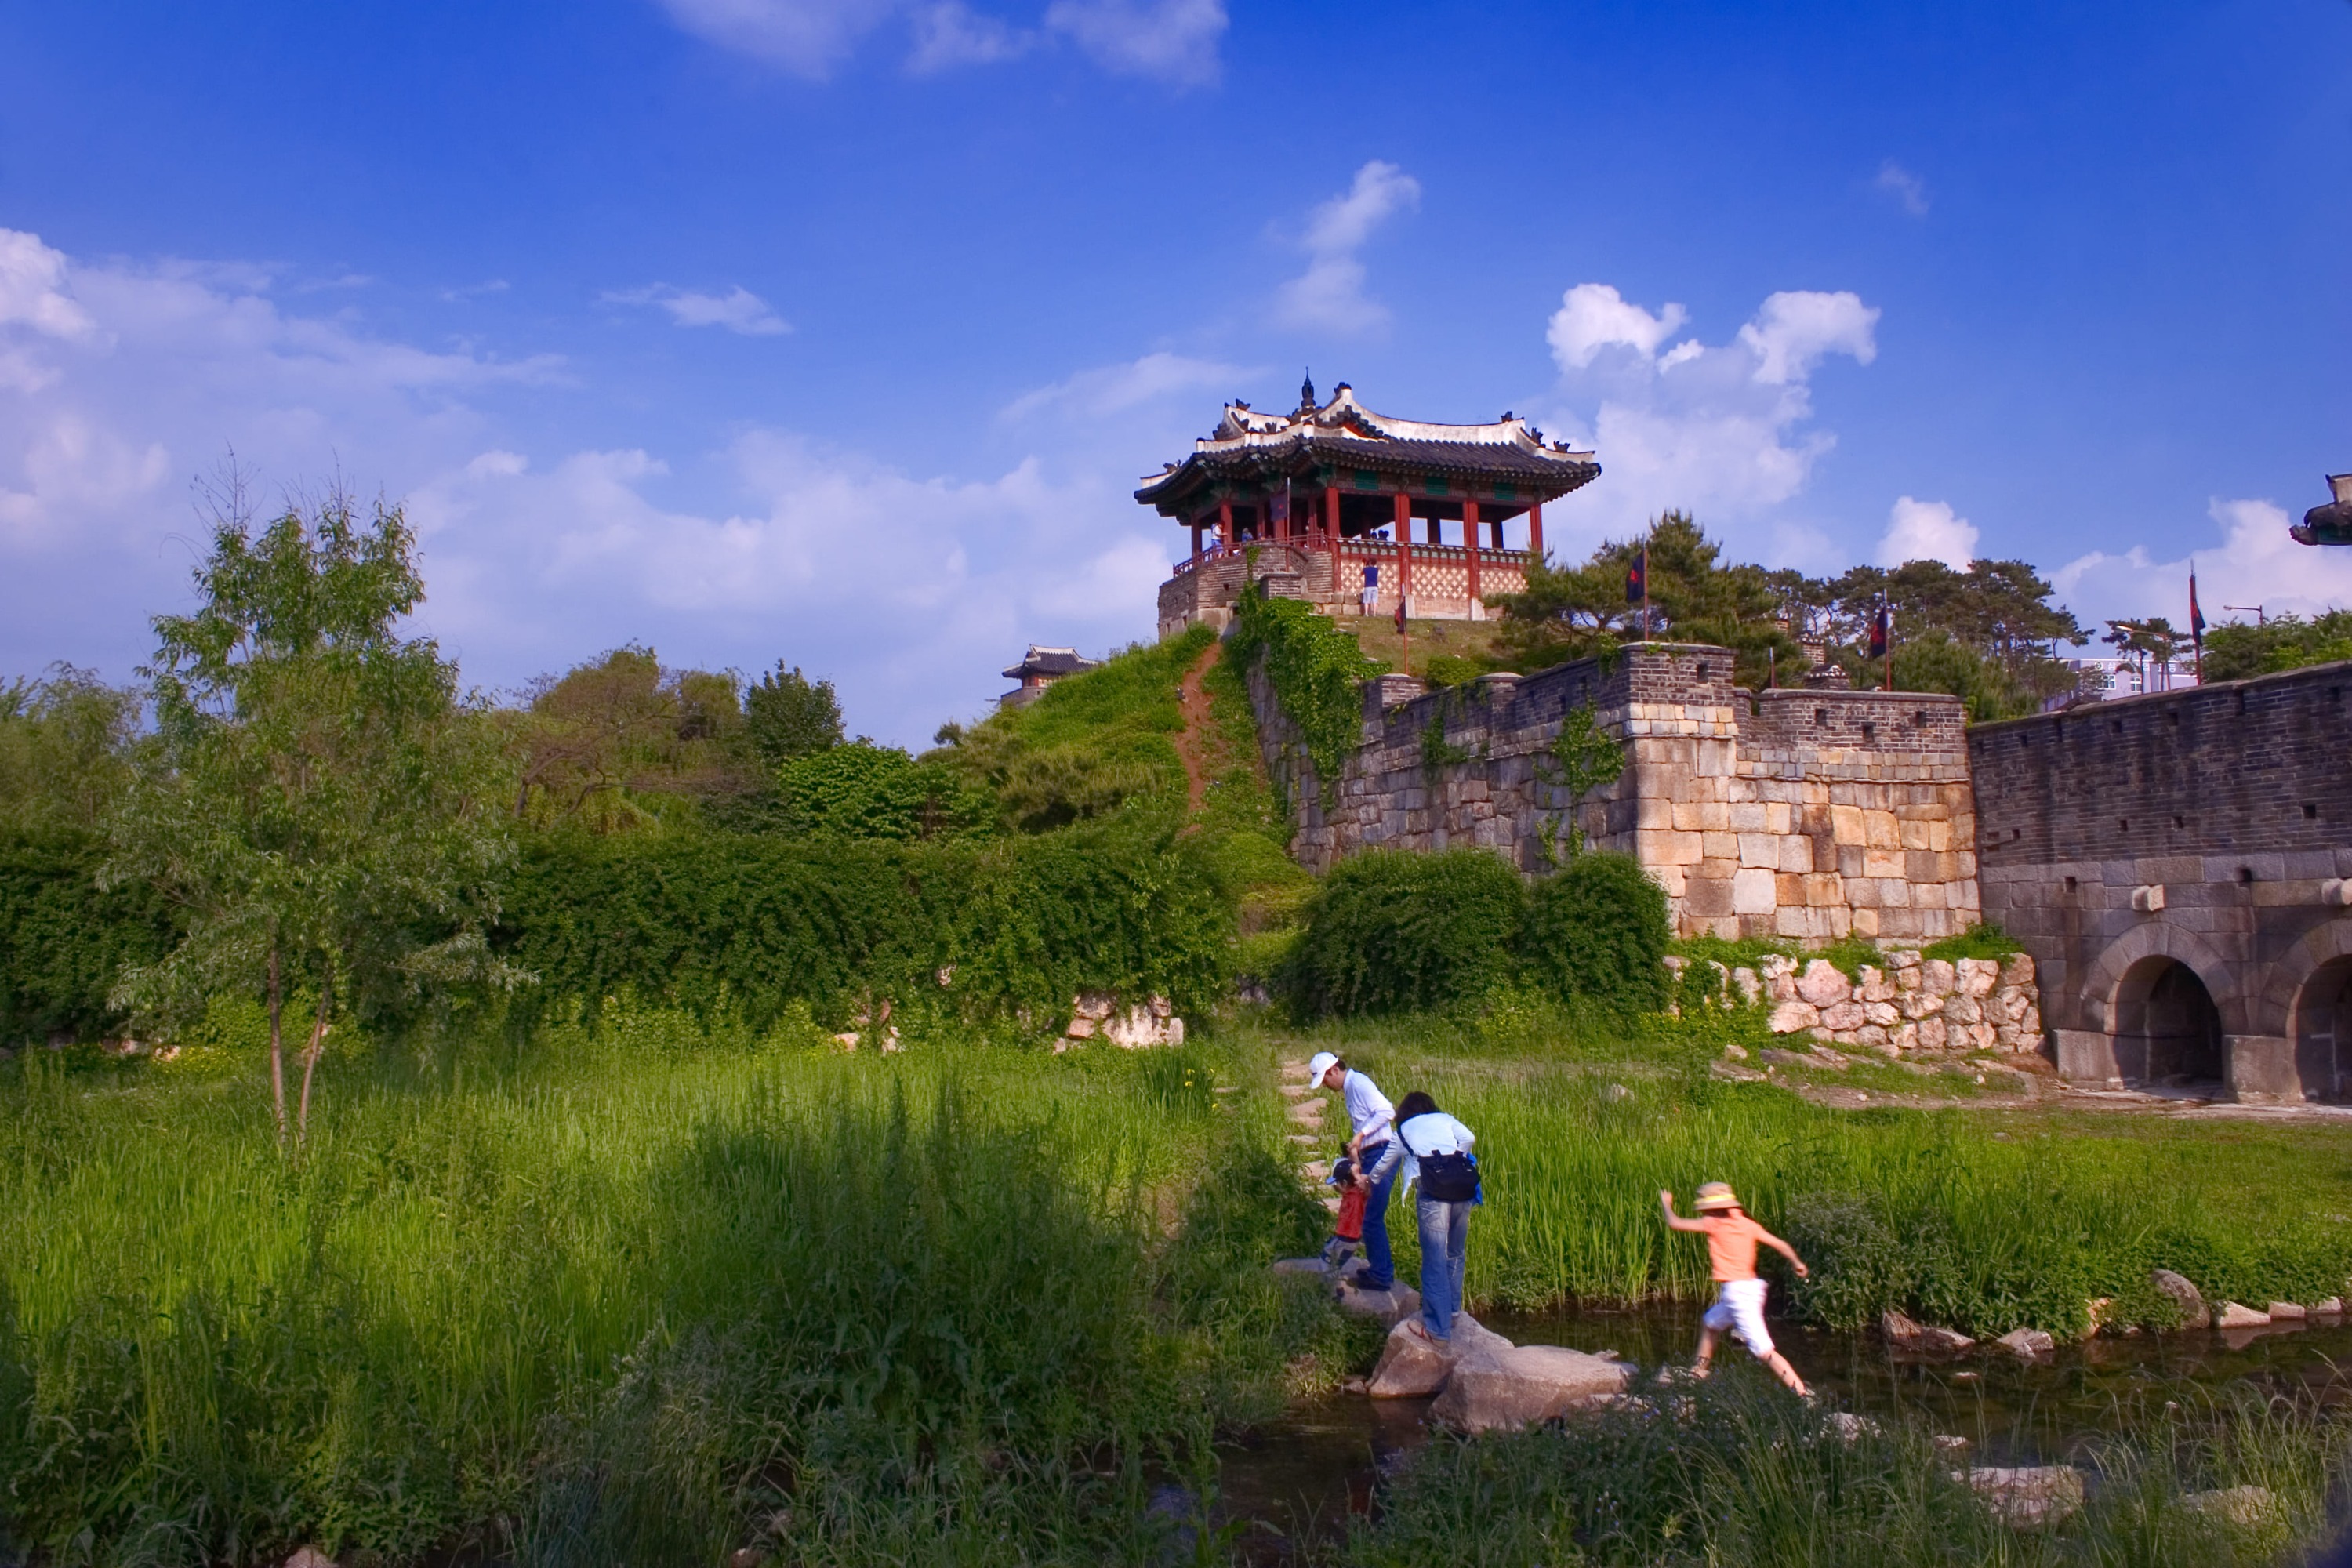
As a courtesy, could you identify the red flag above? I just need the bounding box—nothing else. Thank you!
[2189,568,2205,650]
[1867,602,1890,659]
[1395,593,1407,635]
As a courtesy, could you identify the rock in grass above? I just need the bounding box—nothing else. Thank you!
[2214,1301,2270,1328]
[2315,1296,2344,1316]
[1269,1257,1328,1279]
[1826,1411,1882,1443]
[1881,1309,1976,1353]
[1994,1328,2056,1359]
[1367,1313,1511,1398]
[1968,1465,2085,1527]
[1760,1047,1813,1068]
[1428,1344,1632,1433]
[2181,1485,2279,1528]
[2151,1269,2209,1329]
[2266,1301,2307,1321]
[285,1551,339,1568]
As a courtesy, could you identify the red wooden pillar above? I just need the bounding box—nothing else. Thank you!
[1393,492,1414,612]
[1528,500,1545,562]
[1324,486,1341,548]
[1463,497,1481,608]
[1218,499,1234,554]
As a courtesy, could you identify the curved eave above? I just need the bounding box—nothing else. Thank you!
[1135,440,1600,516]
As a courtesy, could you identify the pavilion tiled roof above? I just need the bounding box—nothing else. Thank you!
[1002,645,1098,680]
[1134,382,1599,515]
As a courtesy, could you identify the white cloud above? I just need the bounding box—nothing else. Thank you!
[655,0,904,79]
[604,283,791,336]
[1878,495,1978,568]
[1272,161,1421,335]
[1874,159,1929,216]
[658,0,1223,82]
[1000,350,1251,422]
[1737,290,1878,385]
[1534,283,1882,557]
[0,227,1207,745]
[1043,0,1225,84]
[2054,497,2352,635]
[1546,283,1690,370]
[0,230,95,340]
[907,1,1033,70]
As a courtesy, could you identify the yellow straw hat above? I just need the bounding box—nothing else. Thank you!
[1694,1182,1740,1211]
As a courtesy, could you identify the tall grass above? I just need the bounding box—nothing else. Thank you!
[0,1013,1332,1566]
[1351,1377,2352,1567]
[1312,1055,2352,1337]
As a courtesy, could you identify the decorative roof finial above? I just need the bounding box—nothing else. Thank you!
[1299,369,1316,412]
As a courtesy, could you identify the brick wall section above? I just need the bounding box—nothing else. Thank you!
[1967,660,2352,1097]
[1157,546,1530,637]
[1251,641,1979,941]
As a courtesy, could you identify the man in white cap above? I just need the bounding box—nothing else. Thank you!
[1307,1052,1399,1290]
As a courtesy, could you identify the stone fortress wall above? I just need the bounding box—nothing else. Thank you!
[1244,633,2352,1100]
[1247,641,1980,944]
[1968,660,2352,1103]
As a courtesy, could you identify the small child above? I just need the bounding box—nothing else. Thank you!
[1660,1182,1813,1396]
[1323,1154,1370,1272]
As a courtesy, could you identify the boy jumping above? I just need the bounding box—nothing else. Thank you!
[1660,1182,1812,1396]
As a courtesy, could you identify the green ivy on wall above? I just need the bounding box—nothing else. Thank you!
[1227,579,1383,806]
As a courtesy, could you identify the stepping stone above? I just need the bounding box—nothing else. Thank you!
[1288,1134,1319,1146]
[1333,1279,1421,1324]
[1368,1312,1512,1398]
[1279,1083,1312,1098]
[1429,1345,1634,1434]
[1286,1102,1323,1123]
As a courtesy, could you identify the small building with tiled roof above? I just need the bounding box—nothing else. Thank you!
[1000,645,1100,709]
[1140,378,1601,637]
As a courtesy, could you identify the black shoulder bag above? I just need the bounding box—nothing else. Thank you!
[1402,1112,1479,1203]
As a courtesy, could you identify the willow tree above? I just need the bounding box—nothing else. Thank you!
[106,490,520,1148]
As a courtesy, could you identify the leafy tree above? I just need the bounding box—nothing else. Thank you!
[1519,851,1670,1014]
[0,665,140,836]
[103,492,521,1148]
[1888,631,2023,723]
[1492,513,1800,688]
[745,662,845,764]
[510,647,750,829]
[2203,610,2352,683]
[2102,616,2187,688]
[1822,558,2085,710]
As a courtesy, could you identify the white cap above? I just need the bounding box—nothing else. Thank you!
[1306,1051,1340,1084]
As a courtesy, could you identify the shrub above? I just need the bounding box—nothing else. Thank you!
[1519,851,1670,1014]
[0,828,175,1045]
[1283,849,1523,1018]
[775,742,993,840]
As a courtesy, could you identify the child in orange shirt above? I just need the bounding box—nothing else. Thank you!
[1660,1182,1812,1396]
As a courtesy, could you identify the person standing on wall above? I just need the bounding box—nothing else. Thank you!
[1308,1051,1397,1291]
[1392,1090,1479,1343]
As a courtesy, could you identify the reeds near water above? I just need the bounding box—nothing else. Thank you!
[1356,1061,2352,1337]
[1354,1378,2352,1568]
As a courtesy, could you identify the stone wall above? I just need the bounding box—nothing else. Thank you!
[1968,659,2352,1100]
[1250,641,1980,942]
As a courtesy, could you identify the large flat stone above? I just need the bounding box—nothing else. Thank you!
[1427,1344,1633,1433]
[1334,1279,1421,1323]
[1367,1313,1512,1398]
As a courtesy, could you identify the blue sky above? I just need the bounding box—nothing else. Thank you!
[3,0,2348,743]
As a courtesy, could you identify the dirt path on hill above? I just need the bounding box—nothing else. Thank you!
[1174,641,1219,813]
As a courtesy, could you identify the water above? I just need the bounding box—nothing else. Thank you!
[1212,1302,2352,1558]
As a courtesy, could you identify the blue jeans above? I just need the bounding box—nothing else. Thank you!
[1417,1195,1471,1339]
[1357,1141,1398,1288]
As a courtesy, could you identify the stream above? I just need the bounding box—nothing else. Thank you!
[1210,1303,2352,1555]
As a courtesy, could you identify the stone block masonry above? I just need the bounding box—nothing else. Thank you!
[1969,659,2352,1102]
[1247,641,1980,942]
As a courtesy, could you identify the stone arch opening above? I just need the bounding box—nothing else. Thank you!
[2293,957,2352,1102]
[2112,957,2224,1086]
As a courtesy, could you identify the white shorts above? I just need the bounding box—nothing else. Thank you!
[1702,1278,1774,1356]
